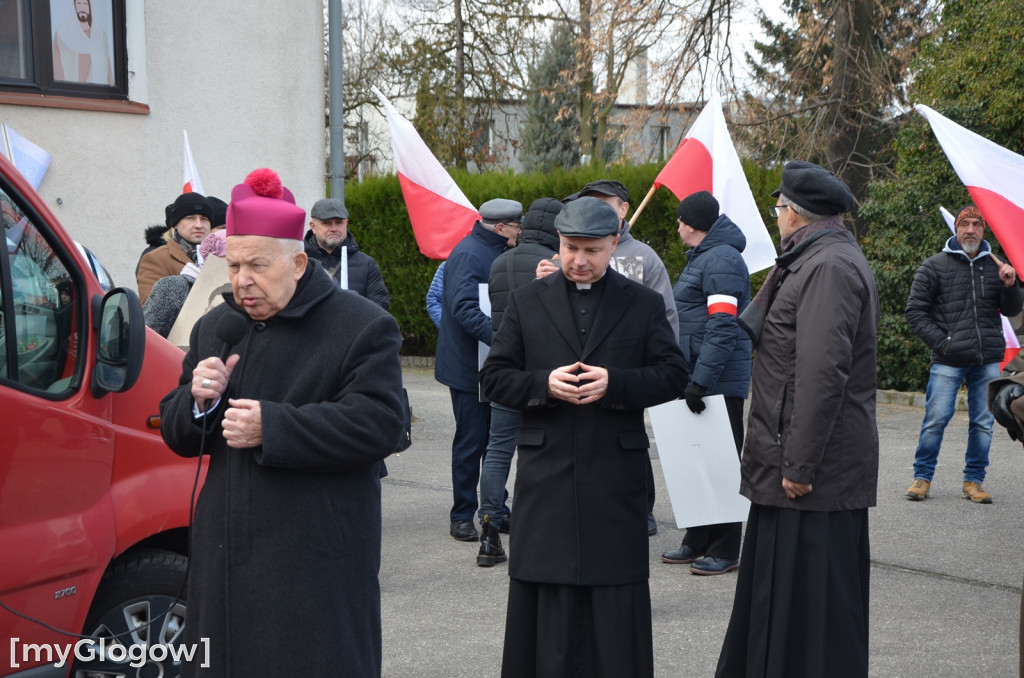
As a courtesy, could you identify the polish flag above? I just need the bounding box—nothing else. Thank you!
[372,86,479,259]
[940,205,1021,369]
[652,92,777,273]
[917,104,1024,274]
[183,130,204,194]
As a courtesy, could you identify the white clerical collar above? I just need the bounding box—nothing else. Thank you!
[575,283,592,290]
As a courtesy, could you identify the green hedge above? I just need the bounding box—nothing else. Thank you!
[343,162,784,356]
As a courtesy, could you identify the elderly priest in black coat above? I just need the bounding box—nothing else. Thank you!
[480,196,687,678]
[160,168,406,678]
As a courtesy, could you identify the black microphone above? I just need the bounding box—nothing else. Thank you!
[203,311,248,412]
[214,310,248,362]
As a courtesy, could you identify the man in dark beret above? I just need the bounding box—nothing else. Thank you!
[905,204,1020,505]
[480,196,686,677]
[436,197,522,542]
[716,161,880,678]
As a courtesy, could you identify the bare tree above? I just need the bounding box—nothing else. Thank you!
[737,0,938,235]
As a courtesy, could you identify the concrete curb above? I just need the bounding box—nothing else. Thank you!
[402,356,955,411]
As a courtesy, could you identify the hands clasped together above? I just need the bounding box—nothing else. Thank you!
[190,354,263,448]
[548,362,608,405]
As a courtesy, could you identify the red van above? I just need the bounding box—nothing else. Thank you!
[0,154,198,677]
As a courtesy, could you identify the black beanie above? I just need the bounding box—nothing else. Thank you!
[207,196,229,227]
[167,192,213,228]
[676,191,719,231]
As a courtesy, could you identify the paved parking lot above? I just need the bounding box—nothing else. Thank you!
[379,368,1023,677]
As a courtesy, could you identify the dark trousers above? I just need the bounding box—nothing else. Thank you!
[681,396,745,559]
[449,388,491,522]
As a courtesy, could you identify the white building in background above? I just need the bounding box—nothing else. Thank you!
[347,51,701,179]
[0,0,325,293]
[349,94,702,179]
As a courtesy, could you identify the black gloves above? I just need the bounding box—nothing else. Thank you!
[991,382,1024,441]
[684,382,707,414]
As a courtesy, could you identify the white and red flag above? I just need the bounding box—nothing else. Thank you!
[1,123,51,190]
[182,130,204,194]
[917,104,1024,273]
[940,205,1020,369]
[647,92,777,273]
[372,86,479,259]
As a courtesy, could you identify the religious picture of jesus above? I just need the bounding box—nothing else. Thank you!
[50,0,114,86]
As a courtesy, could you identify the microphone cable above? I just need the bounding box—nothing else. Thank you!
[0,311,247,645]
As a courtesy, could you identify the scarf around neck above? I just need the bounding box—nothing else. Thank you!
[738,215,849,344]
[171,229,199,264]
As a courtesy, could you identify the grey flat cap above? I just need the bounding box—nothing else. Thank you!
[554,196,620,238]
[310,198,349,220]
[479,198,523,223]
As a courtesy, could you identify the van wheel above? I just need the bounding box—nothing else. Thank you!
[72,548,188,678]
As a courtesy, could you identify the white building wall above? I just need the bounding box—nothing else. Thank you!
[0,1,325,294]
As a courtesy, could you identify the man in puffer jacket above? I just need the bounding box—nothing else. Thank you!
[660,191,751,576]
[904,205,1022,503]
[304,198,390,311]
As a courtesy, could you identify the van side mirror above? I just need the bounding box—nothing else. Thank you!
[91,288,145,397]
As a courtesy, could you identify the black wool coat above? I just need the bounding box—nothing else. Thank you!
[479,269,687,585]
[160,263,406,678]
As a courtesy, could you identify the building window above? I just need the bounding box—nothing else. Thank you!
[650,126,672,162]
[472,118,493,156]
[0,0,128,100]
[603,125,624,163]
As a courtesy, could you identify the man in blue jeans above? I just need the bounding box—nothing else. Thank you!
[905,205,1022,503]
[476,198,562,566]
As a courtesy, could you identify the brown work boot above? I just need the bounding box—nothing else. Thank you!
[962,481,993,504]
[905,479,930,500]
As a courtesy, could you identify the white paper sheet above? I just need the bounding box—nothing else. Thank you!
[649,395,751,528]
[478,283,490,401]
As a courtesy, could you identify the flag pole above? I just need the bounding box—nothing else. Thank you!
[1,123,12,165]
[628,185,658,227]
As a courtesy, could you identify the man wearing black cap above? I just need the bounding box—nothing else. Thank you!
[660,190,751,576]
[136,192,213,304]
[904,205,1020,504]
[436,197,522,542]
[481,196,686,678]
[715,161,879,678]
[476,197,562,567]
[304,198,390,310]
[540,178,679,536]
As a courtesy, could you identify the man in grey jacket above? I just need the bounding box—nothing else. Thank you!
[904,205,1021,504]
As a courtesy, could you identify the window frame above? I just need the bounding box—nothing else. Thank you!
[0,173,87,396]
[0,0,130,104]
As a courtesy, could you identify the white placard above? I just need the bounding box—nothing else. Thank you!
[478,283,490,401]
[649,395,750,528]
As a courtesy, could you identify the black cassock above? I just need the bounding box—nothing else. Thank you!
[480,269,686,678]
